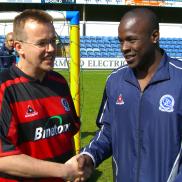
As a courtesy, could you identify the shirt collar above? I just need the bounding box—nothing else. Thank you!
[123,51,170,88]
[11,64,48,83]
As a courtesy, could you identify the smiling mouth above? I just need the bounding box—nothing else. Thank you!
[44,56,55,60]
[125,54,136,61]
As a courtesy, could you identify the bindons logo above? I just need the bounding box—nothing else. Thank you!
[34,115,70,141]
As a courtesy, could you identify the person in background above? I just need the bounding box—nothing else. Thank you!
[71,7,182,182]
[0,32,16,71]
[0,9,83,182]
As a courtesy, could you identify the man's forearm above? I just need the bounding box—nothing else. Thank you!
[0,154,72,179]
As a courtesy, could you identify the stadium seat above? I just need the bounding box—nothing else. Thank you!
[0,35,5,39]
[169,52,176,57]
[80,43,86,49]
[92,43,99,48]
[95,36,103,40]
[87,51,95,57]
[97,39,104,44]
[111,43,120,49]
[95,51,102,57]
[80,48,87,52]
[85,44,92,48]
[105,44,112,48]
[85,39,92,44]
[81,51,88,58]
[0,38,4,42]
[175,52,182,57]
[78,36,182,58]
[108,52,116,57]
[101,51,109,58]
[80,39,85,44]
[91,39,97,44]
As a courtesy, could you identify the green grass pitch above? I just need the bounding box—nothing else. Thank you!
[56,69,113,182]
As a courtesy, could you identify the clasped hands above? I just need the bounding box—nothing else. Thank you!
[64,154,94,182]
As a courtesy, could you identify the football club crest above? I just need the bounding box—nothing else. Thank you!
[159,94,174,112]
[116,94,124,105]
[61,98,70,111]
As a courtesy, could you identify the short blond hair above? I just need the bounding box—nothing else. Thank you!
[13,9,53,41]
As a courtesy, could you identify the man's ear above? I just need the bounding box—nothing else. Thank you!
[14,41,24,55]
[151,29,160,44]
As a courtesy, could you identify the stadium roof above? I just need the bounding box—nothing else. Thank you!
[0,3,182,23]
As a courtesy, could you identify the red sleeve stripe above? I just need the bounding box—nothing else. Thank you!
[0,76,29,112]
[0,178,18,182]
[0,150,21,157]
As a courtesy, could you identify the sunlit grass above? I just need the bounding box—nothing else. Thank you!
[56,69,113,182]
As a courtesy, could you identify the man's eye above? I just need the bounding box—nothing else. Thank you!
[37,41,47,47]
[129,39,137,43]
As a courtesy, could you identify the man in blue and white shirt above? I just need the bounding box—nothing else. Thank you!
[75,8,182,182]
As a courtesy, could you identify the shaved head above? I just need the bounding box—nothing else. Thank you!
[120,8,159,35]
[118,7,161,70]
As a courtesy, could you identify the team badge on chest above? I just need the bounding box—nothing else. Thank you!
[159,94,174,112]
[61,98,70,111]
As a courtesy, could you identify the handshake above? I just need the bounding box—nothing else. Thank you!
[64,154,94,182]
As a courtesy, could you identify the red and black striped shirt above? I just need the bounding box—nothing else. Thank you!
[0,65,80,181]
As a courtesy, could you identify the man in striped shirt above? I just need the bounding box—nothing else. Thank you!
[0,9,82,182]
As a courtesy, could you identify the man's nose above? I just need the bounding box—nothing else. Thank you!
[121,41,130,52]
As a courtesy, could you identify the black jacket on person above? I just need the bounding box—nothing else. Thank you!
[0,44,16,71]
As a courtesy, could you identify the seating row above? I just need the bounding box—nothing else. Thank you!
[1,36,182,58]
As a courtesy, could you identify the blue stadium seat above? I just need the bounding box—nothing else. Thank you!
[61,36,69,44]
[95,36,103,40]
[169,52,176,57]
[85,44,92,48]
[93,48,100,51]
[97,39,104,44]
[81,51,88,58]
[95,51,102,58]
[91,40,97,44]
[108,52,116,57]
[80,48,87,52]
[79,36,182,58]
[101,51,109,58]
[90,36,96,41]
[175,52,182,57]
[85,39,92,44]
[92,43,99,48]
[87,51,95,58]
[80,43,86,49]
[105,44,112,48]
[99,44,105,48]
[111,43,119,49]
[0,39,4,43]
[80,39,85,44]
[100,47,106,52]
[113,48,121,53]
[0,35,5,39]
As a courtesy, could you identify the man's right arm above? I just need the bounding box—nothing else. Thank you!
[0,153,82,181]
[81,86,112,168]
